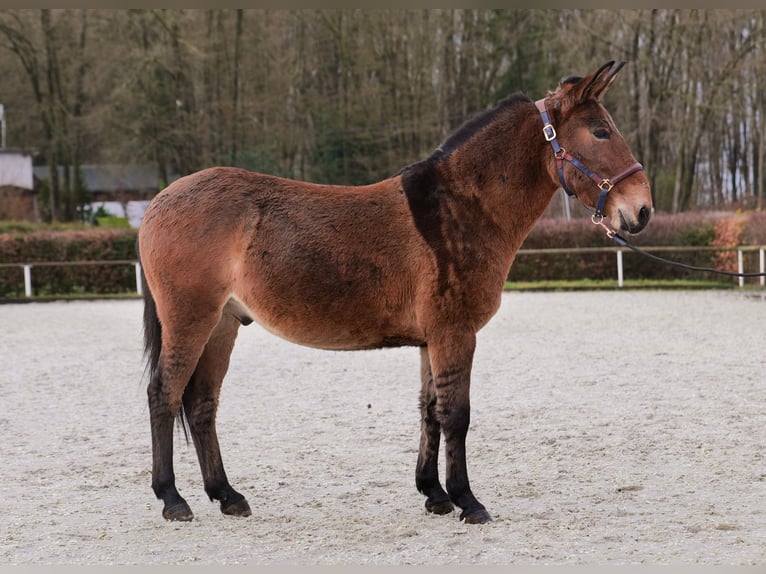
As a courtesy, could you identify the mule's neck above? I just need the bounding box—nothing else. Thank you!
[434,99,559,253]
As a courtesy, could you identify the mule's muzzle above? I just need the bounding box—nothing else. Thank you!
[618,204,652,235]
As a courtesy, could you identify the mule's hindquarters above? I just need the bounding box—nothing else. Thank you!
[141,266,251,521]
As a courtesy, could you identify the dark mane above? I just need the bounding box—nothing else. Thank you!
[561,75,582,85]
[395,91,531,182]
[432,92,532,159]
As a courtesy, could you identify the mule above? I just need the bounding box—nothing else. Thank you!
[138,60,652,525]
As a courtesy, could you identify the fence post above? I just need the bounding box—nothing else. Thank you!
[23,264,32,297]
[738,250,744,288]
[760,249,765,288]
[135,262,143,296]
[616,249,624,288]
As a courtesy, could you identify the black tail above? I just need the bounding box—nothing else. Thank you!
[139,250,190,441]
[141,264,162,386]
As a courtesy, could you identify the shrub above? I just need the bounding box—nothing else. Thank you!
[0,228,138,297]
[511,211,763,283]
[711,215,746,272]
[742,210,766,245]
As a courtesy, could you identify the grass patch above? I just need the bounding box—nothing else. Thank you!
[94,216,131,228]
[0,220,96,234]
[504,278,739,291]
[0,292,141,304]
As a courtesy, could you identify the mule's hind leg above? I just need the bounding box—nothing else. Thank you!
[148,367,193,521]
[183,312,251,517]
[148,311,223,521]
[415,345,454,515]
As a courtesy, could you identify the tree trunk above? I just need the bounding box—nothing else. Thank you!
[230,9,243,165]
[40,10,63,221]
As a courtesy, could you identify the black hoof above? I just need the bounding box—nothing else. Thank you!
[425,497,455,515]
[221,497,252,517]
[163,501,194,522]
[460,507,492,524]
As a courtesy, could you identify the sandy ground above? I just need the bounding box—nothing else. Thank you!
[1,290,765,565]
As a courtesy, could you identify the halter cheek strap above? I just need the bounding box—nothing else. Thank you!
[535,98,643,219]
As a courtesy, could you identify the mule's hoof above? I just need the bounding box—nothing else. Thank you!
[460,507,492,524]
[163,502,194,522]
[425,498,455,515]
[221,498,252,517]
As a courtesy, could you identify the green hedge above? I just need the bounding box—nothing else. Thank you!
[0,228,138,297]
[510,211,766,284]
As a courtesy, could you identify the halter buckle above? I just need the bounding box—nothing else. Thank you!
[598,179,614,192]
[543,124,557,142]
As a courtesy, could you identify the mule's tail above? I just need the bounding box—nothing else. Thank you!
[139,250,191,442]
[140,262,162,386]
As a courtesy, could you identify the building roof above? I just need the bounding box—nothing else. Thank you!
[32,164,166,193]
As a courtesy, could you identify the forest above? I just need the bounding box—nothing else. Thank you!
[1,9,765,222]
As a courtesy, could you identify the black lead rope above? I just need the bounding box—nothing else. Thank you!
[607,230,766,278]
[535,96,765,279]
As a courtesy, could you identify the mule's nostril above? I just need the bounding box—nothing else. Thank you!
[638,205,651,227]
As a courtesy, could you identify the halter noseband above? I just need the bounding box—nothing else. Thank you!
[535,98,643,222]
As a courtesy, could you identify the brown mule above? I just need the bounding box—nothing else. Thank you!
[138,60,652,524]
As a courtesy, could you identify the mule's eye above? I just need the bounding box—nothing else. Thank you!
[593,128,611,140]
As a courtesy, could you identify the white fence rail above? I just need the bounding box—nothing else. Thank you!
[514,244,766,288]
[1,245,765,298]
[0,260,142,298]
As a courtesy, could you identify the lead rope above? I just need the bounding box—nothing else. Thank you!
[593,217,766,279]
[535,98,765,279]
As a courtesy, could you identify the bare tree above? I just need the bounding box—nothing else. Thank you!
[3,9,766,220]
[0,10,94,221]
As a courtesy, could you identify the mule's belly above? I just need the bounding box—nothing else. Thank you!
[228,289,425,351]
[234,300,425,351]
[260,322,425,351]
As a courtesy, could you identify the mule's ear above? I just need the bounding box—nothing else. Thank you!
[549,60,625,114]
[575,60,625,103]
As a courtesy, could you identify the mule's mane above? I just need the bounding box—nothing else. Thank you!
[395,91,532,184]
[561,75,582,85]
[430,92,532,160]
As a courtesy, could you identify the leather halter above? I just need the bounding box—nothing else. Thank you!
[535,98,643,220]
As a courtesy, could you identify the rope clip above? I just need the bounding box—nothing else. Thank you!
[591,213,615,238]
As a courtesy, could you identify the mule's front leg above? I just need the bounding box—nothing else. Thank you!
[416,346,454,515]
[430,333,492,524]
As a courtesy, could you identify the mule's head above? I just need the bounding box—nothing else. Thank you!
[541,60,652,234]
